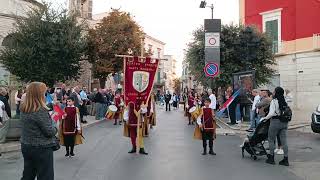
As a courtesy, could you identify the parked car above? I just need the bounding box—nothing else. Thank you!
[311,105,320,133]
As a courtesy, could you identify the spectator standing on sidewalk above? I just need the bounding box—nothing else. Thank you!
[15,89,23,117]
[247,89,260,132]
[261,87,290,166]
[20,82,57,180]
[0,87,11,120]
[255,89,272,122]
[94,89,106,120]
[79,87,89,124]
[208,89,217,111]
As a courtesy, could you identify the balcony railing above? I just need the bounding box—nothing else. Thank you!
[313,34,320,49]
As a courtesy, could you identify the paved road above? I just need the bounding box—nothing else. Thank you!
[1,107,320,180]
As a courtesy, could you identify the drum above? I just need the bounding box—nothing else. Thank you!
[106,105,118,119]
[189,106,199,120]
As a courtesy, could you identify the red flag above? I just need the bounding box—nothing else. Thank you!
[52,104,64,122]
[124,56,159,110]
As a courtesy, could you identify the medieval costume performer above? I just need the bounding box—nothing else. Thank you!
[147,94,156,130]
[113,92,123,125]
[123,102,148,155]
[59,97,83,157]
[187,92,195,125]
[194,98,217,155]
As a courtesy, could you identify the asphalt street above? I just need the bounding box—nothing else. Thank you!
[1,106,320,180]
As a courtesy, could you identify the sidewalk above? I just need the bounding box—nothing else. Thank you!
[0,116,104,154]
[217,108,313,132]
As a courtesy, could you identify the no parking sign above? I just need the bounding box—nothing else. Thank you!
[204,62,219,78]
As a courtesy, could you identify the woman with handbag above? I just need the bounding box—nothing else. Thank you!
[20,82,58,180]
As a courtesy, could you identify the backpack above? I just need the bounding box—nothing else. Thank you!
[279,105,292,122]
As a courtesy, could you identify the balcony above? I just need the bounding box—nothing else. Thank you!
[313,34,320,50]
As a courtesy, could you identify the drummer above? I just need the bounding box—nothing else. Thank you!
[113,91,122,125]
[187,92,195,125]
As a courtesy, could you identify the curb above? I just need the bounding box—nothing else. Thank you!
[216,117,311,131]
[0,119,105,154]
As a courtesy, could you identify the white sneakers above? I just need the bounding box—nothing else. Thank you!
[274,148,284,155]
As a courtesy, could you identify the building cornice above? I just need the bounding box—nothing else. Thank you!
[145,34,165,45]
[259,8,283,16]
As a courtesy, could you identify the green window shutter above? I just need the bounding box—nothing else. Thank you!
[265,20,278,53]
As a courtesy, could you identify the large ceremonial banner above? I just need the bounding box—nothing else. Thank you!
[124,56,159,109]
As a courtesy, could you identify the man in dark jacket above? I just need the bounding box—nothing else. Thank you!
[164,91,172,111]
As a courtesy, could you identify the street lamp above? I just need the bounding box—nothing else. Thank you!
[199,0,214,19]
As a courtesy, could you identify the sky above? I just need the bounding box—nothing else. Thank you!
[44,0,239,76]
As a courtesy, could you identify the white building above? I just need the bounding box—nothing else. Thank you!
[163,55,177,92]
[144,34,166,93]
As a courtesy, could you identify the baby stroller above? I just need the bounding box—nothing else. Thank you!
[241,119,270,160]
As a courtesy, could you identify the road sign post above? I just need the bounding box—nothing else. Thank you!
[204,19,221,79]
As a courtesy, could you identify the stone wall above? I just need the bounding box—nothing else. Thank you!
[277,51,320,111]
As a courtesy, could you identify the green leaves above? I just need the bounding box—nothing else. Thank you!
[185,25,275,89]
[87,9,143,79]
[0,4,87,87]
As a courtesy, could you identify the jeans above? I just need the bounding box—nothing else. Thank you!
[16,103,21,116]
[95,103,105,120]
[249,110,259,129]
[165,103,171,111]
[21,144,54,180]
[268,119,288,157]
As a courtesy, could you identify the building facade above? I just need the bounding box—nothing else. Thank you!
[144,34,166,93]
[69,0,93,19]
[240,0,320,111]
[163,55,177,92]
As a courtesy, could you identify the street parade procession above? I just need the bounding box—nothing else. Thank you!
[1,0,320,180]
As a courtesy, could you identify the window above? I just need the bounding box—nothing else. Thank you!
[157,48,161,58]
[260,8,282,54]
[266,20,278,53]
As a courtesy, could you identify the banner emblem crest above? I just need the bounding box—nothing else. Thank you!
[133,71,149,92]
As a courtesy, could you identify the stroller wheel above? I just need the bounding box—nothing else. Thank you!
[253,156,257,160]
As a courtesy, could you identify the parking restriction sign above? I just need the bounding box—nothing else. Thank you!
[204,62,219,78]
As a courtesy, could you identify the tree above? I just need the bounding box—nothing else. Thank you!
[185,25,275,89]
[0,4,87,87]
[87,9,143,88]
[173,78,181,94]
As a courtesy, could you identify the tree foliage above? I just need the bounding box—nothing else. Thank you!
[173,78,181,94]
[87,9,143,87]
[0,4,87,87]
[185,25,275,89]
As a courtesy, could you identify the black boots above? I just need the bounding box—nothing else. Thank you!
[65,147,70,157]
[128,147,148,155]
[128,147,137,154]
[209,149,216,155]
[139,148,148,155]
[266,154,275,165]
[202,147,207,155]
[279,157,289,166]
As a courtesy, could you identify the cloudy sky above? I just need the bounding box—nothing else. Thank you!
[45,0,239,76]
